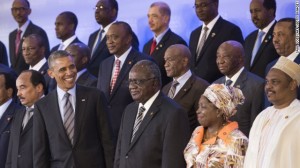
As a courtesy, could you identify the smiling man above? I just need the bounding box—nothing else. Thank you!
[33,50,114,168]
[114,60,190,168]
[245,56,300,168]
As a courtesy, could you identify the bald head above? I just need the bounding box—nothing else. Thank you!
[66,43,91,71]
[216,40,244,77]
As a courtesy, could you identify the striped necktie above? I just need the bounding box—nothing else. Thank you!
[131,106,146,142]
[63,92,75,144]
[168,80,179,98]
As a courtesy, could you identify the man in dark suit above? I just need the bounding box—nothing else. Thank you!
[162,44,208,132]
[9,0,50,75]
[0,72,20,168]
[244,0,279,78]
[6,70,46,168]
[265,18,300,107]
[0,41,9,66]
[33,51,114,168]
[66,43,97,87]
[97,21,150,139]
[114,60,190,168]
[88,0,139,77]
[214,40,264,136]
[143,2,187,86]
[50,11,83,52]
[190,0,244,83]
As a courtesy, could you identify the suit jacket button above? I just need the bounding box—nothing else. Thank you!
[17,154,21,158]
[125,155,128,159]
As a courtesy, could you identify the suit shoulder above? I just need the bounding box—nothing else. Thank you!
[168,31,187,45]
[190,26,202,35]
[246,71,265,84]
[193,75,209,86]
[220,18,241,29]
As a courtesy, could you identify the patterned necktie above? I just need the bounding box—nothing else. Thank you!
[22,107,34,129]
[92,29,104,57]
[225,79,233,86]
[150,39,157,55]
[251,31,265,66]
[196,26,209,61]
[110,59,121,94]
[168,80,179,98]
[131,106,146,142]
[15,29,22,56]
[63,92,75,144]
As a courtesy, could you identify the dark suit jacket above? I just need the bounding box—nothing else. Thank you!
[88,29,140,77]
[50,37,83,53]
[264,54,300,107]
[33,85,114,168]
[244,22,279,78]
[0,41,8,66]
[143,29,187,86]
[77,70,97,88]
[97,48,150,139]
[5,106,33,168]
[189,17,244,83]
[0,101,21,168]
[162,74,209,132]
[114,92,190,168]
[214,69,265,136]
[9,21,50,75]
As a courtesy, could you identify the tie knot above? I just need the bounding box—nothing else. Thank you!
[115,59,121,66]
[139,106,146,113]
[203,26,209,31]
[26,107,34,113]
[225,79,233,86]
[258,31,265,37]
[17,29,22,34]
[64,92,71,99]
[172,80,179,86]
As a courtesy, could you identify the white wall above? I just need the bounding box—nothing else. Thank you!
[0,0,295,56]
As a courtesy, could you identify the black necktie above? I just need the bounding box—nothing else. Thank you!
[225,79,233,86]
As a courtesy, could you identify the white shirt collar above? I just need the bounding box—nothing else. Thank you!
[60,35,77,50]
[0,99,12,119]
[203,15,220,31]
[138,91,160,118]
[287,51,298,61]
[57,85,76,102]
[173,70,192,96]
[18,20,30,38]
[154,28,169,44]
[76,68,87,81]
[260,20,276,40]
[225,67,244,86]
[114,46,132,69]
[29,57,47,71]
[102,20,117,37]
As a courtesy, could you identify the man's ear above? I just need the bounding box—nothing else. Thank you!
[48,69,55,79]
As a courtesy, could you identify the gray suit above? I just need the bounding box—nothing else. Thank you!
[214,69,264,136]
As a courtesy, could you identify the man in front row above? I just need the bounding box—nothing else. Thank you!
[244,56,300,167]
[114,60,190,168]
[33,51,114,167]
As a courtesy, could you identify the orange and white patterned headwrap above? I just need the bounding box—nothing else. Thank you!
[203,84,245,120]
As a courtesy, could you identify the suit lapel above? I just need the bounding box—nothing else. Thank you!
[129,93,162,150]
[174,76,194,100]
[294,54,300,64]
[234,69,247,90]
[21,117,33,135]
[91,36,107,62]
[0,102,15,134]
[151,29,171,55]
[103,58,114,100]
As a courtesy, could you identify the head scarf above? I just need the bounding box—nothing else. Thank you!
[202,84,245,120]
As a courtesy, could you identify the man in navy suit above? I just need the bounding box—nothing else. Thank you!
[189,0,244,83]
[33,50,114,168]
[97,21,150,140]
[244,0,279,78]
[162,44,209,132]
[114,60,190,168]
[88,0,139,77]
[6,70,45,168]
[143,2,187,86]
[0,41,9,66]
[9,0,50,74]
[0,72,20,168]
[66,43,97,88]
[214,41,264,136]
[51,11,83,52]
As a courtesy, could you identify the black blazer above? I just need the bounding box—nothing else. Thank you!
[244,22,279,78]
[189,17,244,83]
[9,21,50,74]
[50,37,83,53]
[33,85,114,168]
[0,101,21,168]
[5,106,33,168]
[162,74,209,132]
[76,70,97,88]
[214,69,265,136]
[0,41,8,66]
[97,48,150,139]
[114,92,190,168]
[143,29,187,86]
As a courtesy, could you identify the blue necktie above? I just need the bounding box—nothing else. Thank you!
[92,29,104,57]
[251,31,265,66]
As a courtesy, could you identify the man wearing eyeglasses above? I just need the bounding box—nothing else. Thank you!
[9,0,50,75]
[97,21,150,142]
[189,0,244,83]
[114,60,190,168]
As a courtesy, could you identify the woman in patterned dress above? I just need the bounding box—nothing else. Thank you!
[184,84,248,168]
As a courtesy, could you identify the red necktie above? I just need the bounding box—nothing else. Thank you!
[110,59,121,94]
[150,39,156,55]
[15,29,22,56]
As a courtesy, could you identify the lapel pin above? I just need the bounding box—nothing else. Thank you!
[184,89,187,92]
[159,44,163,48]
[82,99,86,101]
[211,33,216,37]
[7,117,11,121]
[129,61,132,65]
[150,112,154,116]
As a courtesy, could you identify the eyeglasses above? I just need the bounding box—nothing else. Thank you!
[128,77,156,86]
[11,7,28,12]
[193,2,215,9]
[93,5,107,11]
